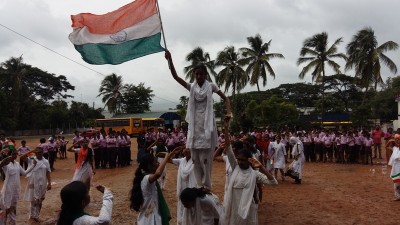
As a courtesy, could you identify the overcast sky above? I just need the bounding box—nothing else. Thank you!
[1,0,399,112]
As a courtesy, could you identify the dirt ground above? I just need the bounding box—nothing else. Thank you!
[5,135,399,225]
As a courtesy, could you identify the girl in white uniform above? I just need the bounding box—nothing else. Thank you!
[57,181,113,225]
[165,50,231,189]
[180,187,224,225]
[130,149,180,225]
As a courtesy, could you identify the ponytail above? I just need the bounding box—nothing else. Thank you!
[57,181,87,225]
[130,153,155,211]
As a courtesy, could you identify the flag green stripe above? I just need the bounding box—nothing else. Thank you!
[73,33,164,65]
[391,172,400,179]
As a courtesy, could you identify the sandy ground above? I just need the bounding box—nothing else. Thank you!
[4,136,399,225]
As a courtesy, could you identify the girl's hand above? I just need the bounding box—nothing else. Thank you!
[249,157,262,168]
[165,51,172,61]
[96,185,105,193]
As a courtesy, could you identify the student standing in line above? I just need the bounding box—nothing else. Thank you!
[17,140,30,170]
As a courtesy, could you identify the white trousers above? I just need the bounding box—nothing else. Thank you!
[191,148,213,189]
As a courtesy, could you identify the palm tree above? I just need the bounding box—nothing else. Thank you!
[215,46,248,98]
[346,27,398,92]
[297,32,346,124]
[97,73,124,115]
[183,47,216,82]
[297,32,347,82]
[240,34,284,91]
[0,56,31,123]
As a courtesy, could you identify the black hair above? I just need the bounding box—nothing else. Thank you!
[243,137,257,154]
[57,181,88,225]
[39,138,46,144]
[179,187,210,203]
[237,148,253,159]
[232,141,244,151]
[129,153,156,211]
[193,64,208,75]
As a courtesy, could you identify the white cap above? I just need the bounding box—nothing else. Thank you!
[48,137,54,141]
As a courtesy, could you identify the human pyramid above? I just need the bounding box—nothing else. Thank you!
[127,51,281,225]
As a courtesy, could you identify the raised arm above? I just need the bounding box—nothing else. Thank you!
[165,51,187,88]
[216,90,232,121]
[148,151,177,183]
[213,143,225,161]
[20,148,37,159]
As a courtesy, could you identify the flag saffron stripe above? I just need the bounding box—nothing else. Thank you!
[69,14,161,45]
[73,33,164,65]
[71,0,157,34]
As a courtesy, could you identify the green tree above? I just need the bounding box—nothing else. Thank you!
[0,56,74,131]
[98,73,124,115]
[267,83,321,107]
[121,83,154,113]
[369,76,400,122]
[323,74,363,112]
[183,47,216,82]
[176,96,189,119]
[240,34,284,91]
[346,27,398,92]
[215,46,248,98]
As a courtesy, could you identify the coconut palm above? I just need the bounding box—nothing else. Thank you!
[297,32,347,82]
[0,56,31,122]
[183,47,216,82]
[297,32,346,124]
[346,27,398,91]
[97,73,124,115]
[240,34,284,91]
[214,46,248,98]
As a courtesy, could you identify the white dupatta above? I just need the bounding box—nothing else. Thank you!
[185,80,215,149]
[224,166,256,222]
[177,158,195,197]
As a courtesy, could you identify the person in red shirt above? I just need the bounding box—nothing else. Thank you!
[372,125,384,159]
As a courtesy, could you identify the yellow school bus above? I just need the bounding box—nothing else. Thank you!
[95,117,164,136]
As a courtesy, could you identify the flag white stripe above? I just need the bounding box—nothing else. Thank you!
[69,14,161,45]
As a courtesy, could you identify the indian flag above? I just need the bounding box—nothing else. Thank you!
[391,172,400,183]
[69,0,165,65]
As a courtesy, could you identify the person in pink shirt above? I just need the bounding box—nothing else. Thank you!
[17,140,31,169]
[363,133,374,165]
[372,125,384,159]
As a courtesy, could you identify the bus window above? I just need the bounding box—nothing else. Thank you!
[133,119,141,127]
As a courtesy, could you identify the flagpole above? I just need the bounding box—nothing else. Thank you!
[156,0,168,50]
